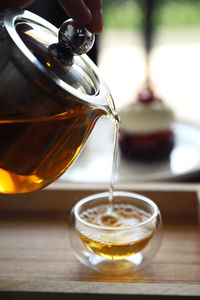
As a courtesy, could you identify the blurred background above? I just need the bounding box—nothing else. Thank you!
[100,0,200,124]
[28,0,200,183]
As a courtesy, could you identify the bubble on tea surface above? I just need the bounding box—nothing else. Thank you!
[100,214,122,227]
[80,204,151,227]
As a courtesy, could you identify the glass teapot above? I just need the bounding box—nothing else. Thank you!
[0,9,117,194]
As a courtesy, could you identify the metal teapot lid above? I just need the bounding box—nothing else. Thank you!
[2,9,108,107]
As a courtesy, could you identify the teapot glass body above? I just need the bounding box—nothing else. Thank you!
[0,10,115,194]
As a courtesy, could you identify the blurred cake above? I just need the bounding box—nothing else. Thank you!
[119,88,175,162]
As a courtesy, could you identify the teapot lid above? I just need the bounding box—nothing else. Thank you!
[3,9,109,107]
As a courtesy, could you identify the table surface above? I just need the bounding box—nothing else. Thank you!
[0,188,199,297]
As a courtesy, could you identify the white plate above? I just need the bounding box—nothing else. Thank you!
[60,118,200,183]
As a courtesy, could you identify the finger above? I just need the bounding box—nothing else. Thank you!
[83,0,103,33]
[0,0,34,11]
[58,0,92,25]
[86,8,103,33]
[83,0,103,11]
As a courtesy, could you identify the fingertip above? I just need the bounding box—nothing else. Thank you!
[86,8,103,34]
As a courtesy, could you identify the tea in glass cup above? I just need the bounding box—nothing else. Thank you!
[69,191,162,274]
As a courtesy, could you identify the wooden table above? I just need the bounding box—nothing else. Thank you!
[0,182,200,299]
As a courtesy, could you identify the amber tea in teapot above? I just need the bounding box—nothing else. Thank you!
[0,105,106,193]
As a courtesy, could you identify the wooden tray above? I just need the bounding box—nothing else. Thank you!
[0,182,200,299]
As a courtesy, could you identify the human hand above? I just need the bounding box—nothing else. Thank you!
[0,0,103,33]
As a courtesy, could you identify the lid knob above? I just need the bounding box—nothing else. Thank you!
[48,19,95,66]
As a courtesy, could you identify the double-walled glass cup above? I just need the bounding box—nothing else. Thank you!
[69,191,162,274]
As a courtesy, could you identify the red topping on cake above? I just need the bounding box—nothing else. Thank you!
[137,88,154,103]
